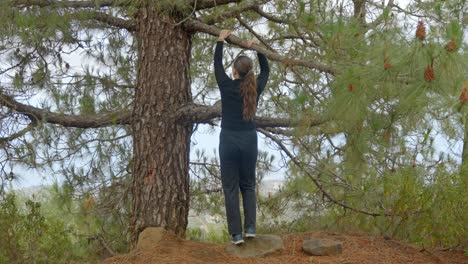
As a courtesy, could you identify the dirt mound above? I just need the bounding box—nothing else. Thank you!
[103,231,467,264]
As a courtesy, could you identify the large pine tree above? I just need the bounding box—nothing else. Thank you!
[1,0,465,247]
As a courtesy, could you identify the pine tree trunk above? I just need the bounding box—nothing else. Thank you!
[130,7,193,245]
[462,114,468,176]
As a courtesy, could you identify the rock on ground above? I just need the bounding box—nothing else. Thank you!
[136,227,167,252]
[225,234,283,258]
[302,238,343,256]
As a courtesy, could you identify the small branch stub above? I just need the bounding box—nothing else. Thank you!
[384,56,392,70]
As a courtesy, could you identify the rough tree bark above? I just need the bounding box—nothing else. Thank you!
[129,6,193,245]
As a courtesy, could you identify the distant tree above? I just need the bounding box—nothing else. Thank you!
[0,0,465,247]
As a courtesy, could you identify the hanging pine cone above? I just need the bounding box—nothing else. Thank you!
[459,85,468,103]
[416,20,426,41]
[424,64,435,82]
[445,38,457,52]
[384,56,392,70]
[348,83,354,92]
[459,89,468,103]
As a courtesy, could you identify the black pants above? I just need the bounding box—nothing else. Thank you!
[219,128,258,235]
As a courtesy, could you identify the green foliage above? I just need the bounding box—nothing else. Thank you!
[328,167,467,248]
[0,193,74,263]
[79,94,96,114]
[0,183,130,263]
[259,165,467,249]
[186,226,230,244]
[1,0,466,256]
[272,2,467,250]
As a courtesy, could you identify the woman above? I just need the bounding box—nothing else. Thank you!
[214,30,270,245]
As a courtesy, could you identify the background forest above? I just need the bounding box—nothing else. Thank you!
[0,0,466,262]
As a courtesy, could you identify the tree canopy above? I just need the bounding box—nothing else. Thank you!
[0,0,466,254]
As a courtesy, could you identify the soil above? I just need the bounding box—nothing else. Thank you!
[102,231,467,264]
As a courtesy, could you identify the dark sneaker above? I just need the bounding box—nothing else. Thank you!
[231,234,244,245]
[244,227,256,238]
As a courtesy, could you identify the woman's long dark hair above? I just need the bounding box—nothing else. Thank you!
[234,55,257,121]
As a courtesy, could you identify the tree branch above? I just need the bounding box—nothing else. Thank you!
[1,91,325,130]
[0,121,37,146]
[84,11,136,31]
[184,20,338,75]
[201,0,270,25]
[258,128,391,217]
[0,93,131,128]
[12,0,125,8]
[87,234,115,257]
[192,0,243,11]
[366,0,395,29]
[252,5,288,24]
[174,101,326,128]
[11,1,136,31]
[352,0,366,22]
[236,15,274,51]
[2,91,320,129]
[390,3,427,18]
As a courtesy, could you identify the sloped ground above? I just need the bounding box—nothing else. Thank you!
[103,231,467,264]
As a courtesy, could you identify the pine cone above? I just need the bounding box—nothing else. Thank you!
[383,129,391,143]
[445,38,457,52]
[348,83,354,92]
[384,56,392,70]
[424,64,435,82]
[416,20,426,41]
[460,87,468,103]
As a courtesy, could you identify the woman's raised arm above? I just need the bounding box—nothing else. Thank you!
[256,52,269,94]
[246,39,269,93]
[214,30,232,86]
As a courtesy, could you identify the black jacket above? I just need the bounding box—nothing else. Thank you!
[214,41,270,130]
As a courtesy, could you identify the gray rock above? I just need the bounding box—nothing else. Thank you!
[225,234,283,258]
[136,227,166,251]
[302,238,343,256]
